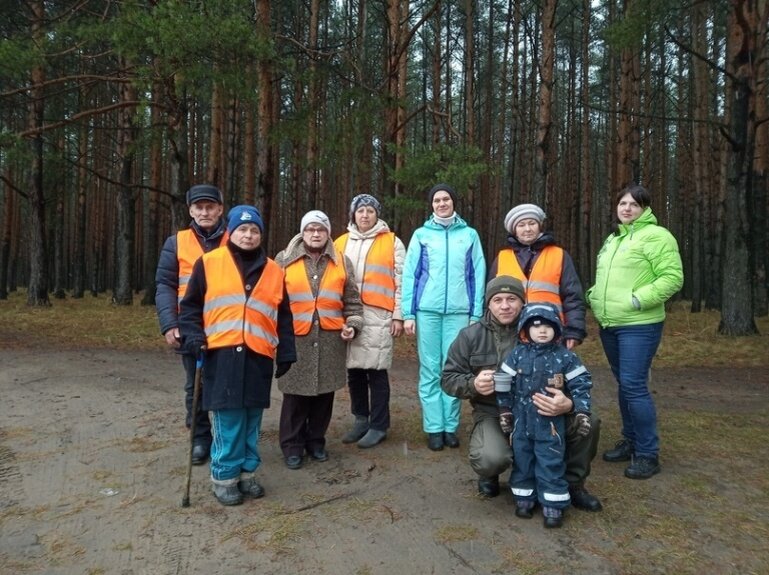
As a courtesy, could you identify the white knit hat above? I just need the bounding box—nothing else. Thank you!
[504,203,546,234]
[300,210,331,235]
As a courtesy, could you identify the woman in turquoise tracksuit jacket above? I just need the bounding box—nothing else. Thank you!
[402,184,486,451]
[587,183,683,481]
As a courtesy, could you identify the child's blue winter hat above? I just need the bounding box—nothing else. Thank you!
[518,302,562,339]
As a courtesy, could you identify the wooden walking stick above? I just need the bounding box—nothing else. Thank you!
[181,350,204,508]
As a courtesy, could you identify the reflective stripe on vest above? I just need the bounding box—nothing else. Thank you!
[176,228,227,304]
[284,255,346,335]
[201,248,284,358]
[334,232,395,311]
[497,246,564,316]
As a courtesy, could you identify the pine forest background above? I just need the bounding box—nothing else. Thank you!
[0,0,767,335]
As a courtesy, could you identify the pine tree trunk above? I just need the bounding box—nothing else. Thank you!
[26,0,49,307]
[578,0,592,285]
[207,82,223,189]
[0,166,14,300]
[140,87,162,306]
[256,0,277,251]
[718,0,761,335]
[113,67,137,306]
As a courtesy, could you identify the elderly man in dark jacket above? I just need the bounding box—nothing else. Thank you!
[441,276,602,511]
[155,184,227,465]
[179,205,296,505]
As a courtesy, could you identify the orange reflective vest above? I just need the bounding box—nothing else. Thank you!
[284,255,347,335]
[334,232,396,312]
[201,248,285,358]
[176,228,227,304]
[497,246,564,316]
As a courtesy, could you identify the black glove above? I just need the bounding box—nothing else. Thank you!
[573,413,591,437]
[185,338,206,356]
[275,362,291,379]
[499,411,513,435]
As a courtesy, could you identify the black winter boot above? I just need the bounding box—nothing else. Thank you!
[603,439,634,462]
[477,476,500,498]
[569,483,603,512]
[427,433,444,451]
[624,456,661,479]
[443,431,460,448]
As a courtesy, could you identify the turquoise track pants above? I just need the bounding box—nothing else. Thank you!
[416,311,468,433]
[209,407,264,481]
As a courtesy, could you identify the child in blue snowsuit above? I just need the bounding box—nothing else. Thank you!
[498,302,592,528]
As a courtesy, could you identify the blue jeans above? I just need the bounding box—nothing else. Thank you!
[599,322,663,458]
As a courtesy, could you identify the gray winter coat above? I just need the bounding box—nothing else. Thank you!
[336,219,406,370]
[274,235,363,396]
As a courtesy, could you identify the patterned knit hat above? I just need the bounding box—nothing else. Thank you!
[504,203,546,234]
[349,194,382,223]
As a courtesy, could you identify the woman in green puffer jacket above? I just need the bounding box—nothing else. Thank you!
[586,184,683,481]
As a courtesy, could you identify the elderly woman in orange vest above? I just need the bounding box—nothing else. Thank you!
[179,205,297,506]
[334,194,406,449]
[488,204,587,349]
[275,210,364,470]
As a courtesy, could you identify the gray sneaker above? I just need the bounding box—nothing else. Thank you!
[357,428,387,449]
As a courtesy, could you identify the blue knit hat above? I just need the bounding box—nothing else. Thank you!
[227,205,264,234]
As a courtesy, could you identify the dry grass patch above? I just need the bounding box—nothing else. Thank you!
[579,300,769,368]
[497,549,549,575]
[123,435,170,453]
[434,522,479,543]
[0,291,162,351]
[0,557,36,574]
[224,511,308,553]
[2,292,767,368]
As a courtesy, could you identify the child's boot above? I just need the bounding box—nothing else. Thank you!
[515,500,535,519]
[542,506,563,528]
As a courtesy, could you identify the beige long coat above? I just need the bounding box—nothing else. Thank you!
[274,235,363,396]
[337,219,405,370]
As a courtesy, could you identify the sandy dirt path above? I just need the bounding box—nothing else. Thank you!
[1,348,767,575]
